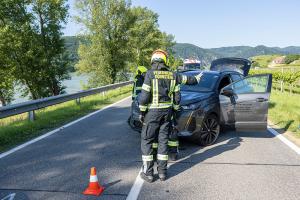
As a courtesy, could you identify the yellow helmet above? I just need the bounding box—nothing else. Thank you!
[136,65,147,75]
[151,49,169,65]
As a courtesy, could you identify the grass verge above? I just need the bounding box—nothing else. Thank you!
[269,90,300,137]
[0,86,132,153]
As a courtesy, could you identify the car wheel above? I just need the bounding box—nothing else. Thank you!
[193,114,220,146]
[128,116,142,132]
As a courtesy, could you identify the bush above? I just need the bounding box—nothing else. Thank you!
[284,55,300,64]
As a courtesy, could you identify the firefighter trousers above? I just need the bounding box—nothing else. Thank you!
[141,108,172,175]
[168,126,179,155]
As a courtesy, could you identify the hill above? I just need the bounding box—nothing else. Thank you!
[63,36,300,67]
[250,55,282,68]
[172,43,219,66]
[173,44,300,66]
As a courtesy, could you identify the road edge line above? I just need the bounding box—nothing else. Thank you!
[268,126,300,155]
[126,168,144,200]
[0,96,131,159]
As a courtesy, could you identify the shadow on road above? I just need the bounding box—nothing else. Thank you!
[167,128,297,179]
[168,132,243,179]
[0,103,141,199]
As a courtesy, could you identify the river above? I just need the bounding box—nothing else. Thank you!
[12,73,89,104]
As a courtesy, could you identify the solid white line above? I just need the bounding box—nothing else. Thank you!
[0,96,131,159]
[126,169,144,200]
[1,193,16,200]
[268,126,300,155]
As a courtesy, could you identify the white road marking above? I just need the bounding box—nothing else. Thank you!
[268,126,300,155]
[1,193,16,200]
[0,96,131,159]
[126,169,144,200]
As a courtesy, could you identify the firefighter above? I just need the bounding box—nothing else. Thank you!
[138,49,203,182]
[132,66,148,100]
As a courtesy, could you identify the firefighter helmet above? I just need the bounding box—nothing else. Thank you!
[151,49,169,65]
[136,65,147,75]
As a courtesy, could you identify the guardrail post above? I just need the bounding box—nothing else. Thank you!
[75,98,81,105]
[28,110,35,121]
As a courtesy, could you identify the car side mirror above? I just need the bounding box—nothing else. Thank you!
[221,87,234,97]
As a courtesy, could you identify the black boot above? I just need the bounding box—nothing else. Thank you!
[140,172,154,183]
[169,153,178,161]
[158,173,167,181]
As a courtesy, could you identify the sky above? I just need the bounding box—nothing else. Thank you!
[63,0,300,48]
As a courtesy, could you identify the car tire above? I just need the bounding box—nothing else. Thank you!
[128,116,142,132]
[192,114,220,146]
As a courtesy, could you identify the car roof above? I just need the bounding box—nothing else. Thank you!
[181,69,242,76]
[181,70,219,75]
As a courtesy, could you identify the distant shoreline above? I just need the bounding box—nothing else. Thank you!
[11,73,88,105]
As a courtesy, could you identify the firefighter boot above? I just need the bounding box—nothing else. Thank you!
[140,172,154,183]
[158,173,167,181]
[169,152,178,161]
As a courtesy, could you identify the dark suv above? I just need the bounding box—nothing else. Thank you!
[128,58,272,146]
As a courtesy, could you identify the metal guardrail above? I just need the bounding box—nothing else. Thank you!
[0,81,133,120]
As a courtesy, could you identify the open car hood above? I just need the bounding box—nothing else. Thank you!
[210,57,251,76]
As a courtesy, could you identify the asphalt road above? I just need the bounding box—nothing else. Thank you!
[0,97,299,200]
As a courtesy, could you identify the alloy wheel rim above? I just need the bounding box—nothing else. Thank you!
[200,118,219,144]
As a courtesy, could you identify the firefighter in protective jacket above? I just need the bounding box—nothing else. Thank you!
[132,66,148,100]
[138,49,203,182]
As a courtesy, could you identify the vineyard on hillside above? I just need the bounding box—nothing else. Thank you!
[249,68,300,94]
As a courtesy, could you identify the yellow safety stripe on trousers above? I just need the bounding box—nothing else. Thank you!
[173,104,180,110]
[174,84,180,92]
[157,154,168,161]
[139,105,147,111]
[152,143,158,149]
[181,75,187,84]
[148,102,173,109]
[142,155,153,162]
[135,87,142,90]
[142,84,151,92]
[152,79,159,106]
[168,140,179,147]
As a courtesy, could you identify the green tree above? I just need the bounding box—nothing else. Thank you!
[0,69,14,106]
[284,54,300,64]
[160,32,175,54]
[75,0,135,87]
[75,1,176,87]
[0,0,70,100]
[31,0,71,96]
[169,56,183,71]
[128,7,162,68]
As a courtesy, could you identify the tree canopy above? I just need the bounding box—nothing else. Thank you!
[0,0,70,102]
[75,0,175,87]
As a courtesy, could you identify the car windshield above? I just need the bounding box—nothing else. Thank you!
[180,73,219,92]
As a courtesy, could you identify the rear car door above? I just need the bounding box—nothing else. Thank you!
[219,74,272,131]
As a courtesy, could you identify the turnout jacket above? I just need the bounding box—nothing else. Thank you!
[132,74,144,99]
[138,62,199,112]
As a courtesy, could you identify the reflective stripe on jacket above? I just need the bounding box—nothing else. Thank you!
[138,62,198,111]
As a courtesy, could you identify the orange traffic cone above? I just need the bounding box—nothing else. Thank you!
[83,167,105,196]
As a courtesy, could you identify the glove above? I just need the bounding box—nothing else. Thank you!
[195,72,204,83]
[139,111,145,123]
[139,115,144,123]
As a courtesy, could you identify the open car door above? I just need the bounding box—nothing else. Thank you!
[219,74,272,131]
